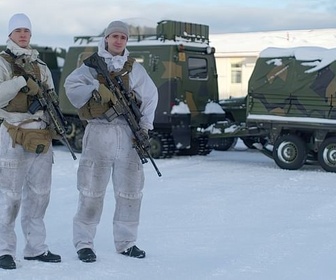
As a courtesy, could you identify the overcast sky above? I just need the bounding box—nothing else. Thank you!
[0,0,335,48]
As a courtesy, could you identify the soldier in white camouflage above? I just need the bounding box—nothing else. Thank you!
[64,20,158,262]
[0,13,61,270]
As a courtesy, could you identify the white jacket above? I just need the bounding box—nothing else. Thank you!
[0,39,54,123]
[64,38,158,130]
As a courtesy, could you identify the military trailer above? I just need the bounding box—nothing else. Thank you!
[58,20,228,158]
[245,46,336,172]
[216,46,336,172]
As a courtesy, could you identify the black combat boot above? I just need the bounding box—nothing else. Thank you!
[121,245,146,258]
[24,251,61,263]
[77,248,96,263]
[0,255,16,269]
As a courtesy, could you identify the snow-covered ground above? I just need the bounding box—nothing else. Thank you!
[3,140,336,280]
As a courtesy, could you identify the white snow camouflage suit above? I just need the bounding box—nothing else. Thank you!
[64,37,158,253]
[0,39,55,258]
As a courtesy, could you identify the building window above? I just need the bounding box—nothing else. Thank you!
[231,63,242,83]
[188,57,208,80]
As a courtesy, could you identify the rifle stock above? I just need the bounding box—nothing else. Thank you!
[84,52,162,177]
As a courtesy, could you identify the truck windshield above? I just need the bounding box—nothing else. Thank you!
[188,57,208,80]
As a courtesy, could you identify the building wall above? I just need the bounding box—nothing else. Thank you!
[215,54,258,100]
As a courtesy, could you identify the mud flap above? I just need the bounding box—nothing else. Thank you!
[171,114,191,149]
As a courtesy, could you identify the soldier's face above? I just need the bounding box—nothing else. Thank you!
[9,28,31,48]
[105,32,127,56]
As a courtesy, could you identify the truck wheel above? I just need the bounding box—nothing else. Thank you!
[72,130,83,153]
[149,136,163,159]
[176,137,200,156]
[273,134,307,170]
[64,117,85,153]
[213,137,237,151]
[149,132,175,159]
[317,137,336,172]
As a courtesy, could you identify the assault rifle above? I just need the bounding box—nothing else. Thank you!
[4,49,77,160]
[27,81,77,160]
[83,52,162,177]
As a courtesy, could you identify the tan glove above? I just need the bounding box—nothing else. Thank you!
[22,76,40,96]
[97,84,117,105]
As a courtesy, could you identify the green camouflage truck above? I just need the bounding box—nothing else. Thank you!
[219,46,336,172]
[57,20,230,158]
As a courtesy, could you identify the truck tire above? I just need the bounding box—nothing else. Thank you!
[213,137,237,151]
[65,117,85,153]
[72,130,84,153]
[273,134,307,170]
[149,132,175,159]
[149,135,164,159]
[176,136,212,156]
[317,136,336,172]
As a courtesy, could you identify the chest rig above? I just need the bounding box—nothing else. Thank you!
[98,57,135,90]
[78,57,135,120]
[0,49,41,113]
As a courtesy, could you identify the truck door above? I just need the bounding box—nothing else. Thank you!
[183,53,218,127]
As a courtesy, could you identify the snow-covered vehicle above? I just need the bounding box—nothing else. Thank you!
[214,46,336,172]
[246,46,336,172]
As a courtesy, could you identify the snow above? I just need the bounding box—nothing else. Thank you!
[171,101,191,114]
[260,46,336,73]
[224,124,240,133]
[3,141,336,280]
[171,101,225,115]
[247,114,336,125]
[204,101,225,114]
[210,28,336,54]
[74,35,210,48]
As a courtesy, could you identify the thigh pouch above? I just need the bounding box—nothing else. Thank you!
[3,120,52,154]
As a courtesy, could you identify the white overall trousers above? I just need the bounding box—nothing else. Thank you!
[73,118,144,253]
[0,121,52,258]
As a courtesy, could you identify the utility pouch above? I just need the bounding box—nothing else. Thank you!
[5,92,29,112]
[78,98,110,120]
[3,121,52,154]
[77,57,134,121]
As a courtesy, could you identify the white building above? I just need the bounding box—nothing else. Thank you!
[210,28,336,100]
